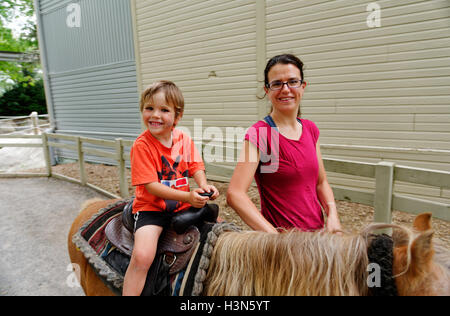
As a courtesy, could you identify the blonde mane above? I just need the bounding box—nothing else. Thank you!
[204,230,369,296]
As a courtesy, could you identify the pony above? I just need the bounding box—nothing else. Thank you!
[68,199,450,296]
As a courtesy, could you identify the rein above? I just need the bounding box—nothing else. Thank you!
[367,234,398,296]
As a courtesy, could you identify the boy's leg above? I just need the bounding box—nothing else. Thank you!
[122,225,163,296]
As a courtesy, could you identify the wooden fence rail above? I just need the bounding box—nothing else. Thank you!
[0,133,449,222]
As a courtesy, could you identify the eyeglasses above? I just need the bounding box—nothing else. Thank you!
[266,79,303,91]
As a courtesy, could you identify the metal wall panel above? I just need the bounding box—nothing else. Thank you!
[36,0,140,163]
[50,62,140,136]
[39,0,135,73]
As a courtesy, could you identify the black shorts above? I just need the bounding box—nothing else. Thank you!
[134,211,173,232]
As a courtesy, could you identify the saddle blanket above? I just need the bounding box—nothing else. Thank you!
[72,199,212,296]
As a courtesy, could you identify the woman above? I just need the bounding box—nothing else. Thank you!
[227,54,342,233]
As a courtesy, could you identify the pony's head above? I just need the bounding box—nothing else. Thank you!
[393,213,449,296]
[364,213,450,296]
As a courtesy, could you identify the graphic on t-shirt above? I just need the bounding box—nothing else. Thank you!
[158,155,189,212]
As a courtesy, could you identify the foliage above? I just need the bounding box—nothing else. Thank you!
[0,0,45,115]
[0,77,46,116]
[0,0,40,90]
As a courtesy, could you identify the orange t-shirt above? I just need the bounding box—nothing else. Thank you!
[131,129,205,213]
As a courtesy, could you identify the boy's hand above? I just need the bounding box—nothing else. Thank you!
[200,185,219,201]
[188,188,209,208]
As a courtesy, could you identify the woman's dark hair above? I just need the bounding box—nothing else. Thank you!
[264,54,304,88]
[264,54,305,117]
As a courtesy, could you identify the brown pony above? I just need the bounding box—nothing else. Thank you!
[68,199,450,296]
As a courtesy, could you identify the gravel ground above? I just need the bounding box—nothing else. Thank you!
[0,177,105,296]
[33,162,449,249]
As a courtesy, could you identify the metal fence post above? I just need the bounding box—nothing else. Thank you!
[116,138,129,198]
[374,161,395,228]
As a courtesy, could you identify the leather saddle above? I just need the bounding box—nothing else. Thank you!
[105,199,219,276]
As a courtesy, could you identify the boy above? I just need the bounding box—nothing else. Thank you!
[123,80,219,296]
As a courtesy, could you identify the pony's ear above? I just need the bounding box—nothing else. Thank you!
[411,230,435,271]
[413,213,432,232]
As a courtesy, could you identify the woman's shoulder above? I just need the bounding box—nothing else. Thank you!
[299,118,316,127]
[299,118,320,141]
[249,120,269,129]
[300,118,319,130]
[245,120,270,140]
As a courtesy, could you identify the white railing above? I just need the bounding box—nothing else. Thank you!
[0,132,449,222]
[323,159,450,222]
[0,112,50,135]
[0,133,131,199]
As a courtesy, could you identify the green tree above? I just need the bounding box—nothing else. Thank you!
[0,77,46,116]
[0,0,39,90]
[0,0,46,115]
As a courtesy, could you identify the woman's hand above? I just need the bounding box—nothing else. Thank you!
[326,211,343,234]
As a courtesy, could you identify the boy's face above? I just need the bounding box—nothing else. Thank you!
[142,91,180,140]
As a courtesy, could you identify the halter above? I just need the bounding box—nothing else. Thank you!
[367,234,398,296]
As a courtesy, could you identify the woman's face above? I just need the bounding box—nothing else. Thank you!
[264,63,306,115]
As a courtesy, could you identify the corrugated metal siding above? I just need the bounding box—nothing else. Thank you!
[266,0,450,201]
[39,0,135,73]
[36,0,140,163]
[50,62,140,136]
[134,0,259,172]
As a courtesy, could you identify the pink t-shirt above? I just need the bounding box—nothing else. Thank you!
[245,118,324,231]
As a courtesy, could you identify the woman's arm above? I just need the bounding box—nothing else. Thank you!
[227,140,278,233]
[315,140,342,233]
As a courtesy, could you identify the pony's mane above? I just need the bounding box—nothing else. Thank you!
[204,230,369,296]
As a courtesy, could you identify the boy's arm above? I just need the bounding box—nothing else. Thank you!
[193,170,208,188]
[144,181,208,208]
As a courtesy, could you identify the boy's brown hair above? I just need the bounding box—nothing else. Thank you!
[140,80,185,119]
